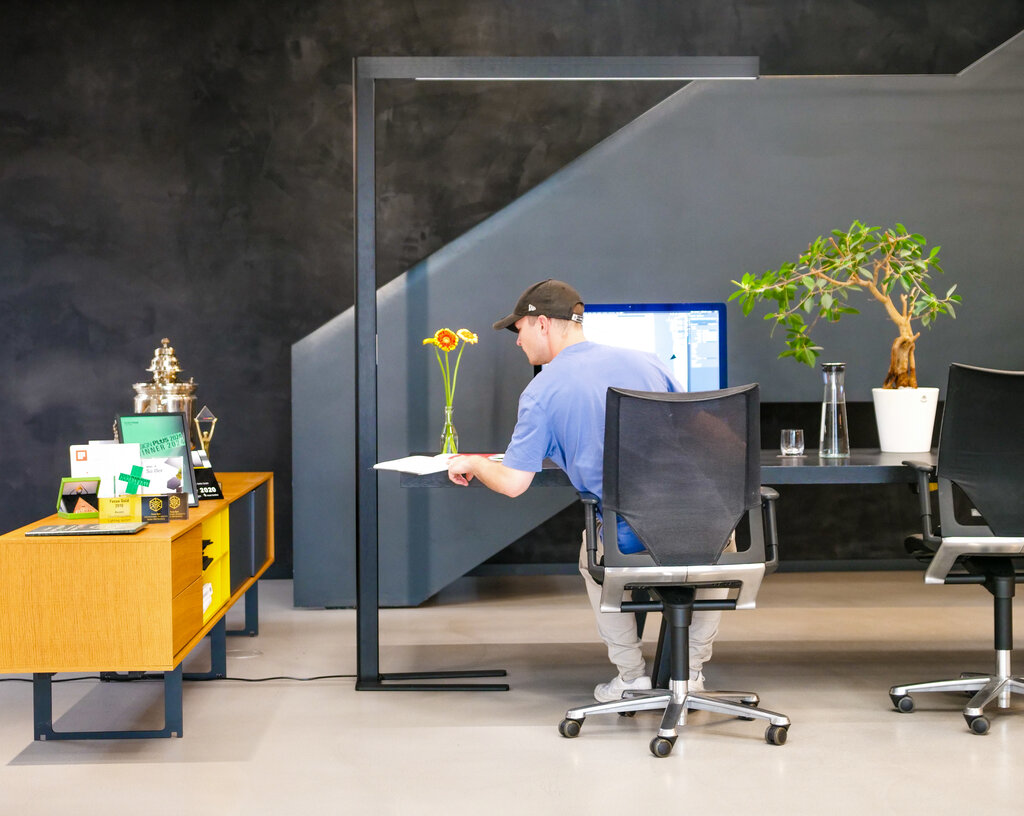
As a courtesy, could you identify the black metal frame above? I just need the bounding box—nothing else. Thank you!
[352,55,759,691]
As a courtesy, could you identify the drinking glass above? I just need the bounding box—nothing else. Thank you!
[780,429,805,456]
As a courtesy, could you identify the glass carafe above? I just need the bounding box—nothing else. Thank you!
[819,362,850,458]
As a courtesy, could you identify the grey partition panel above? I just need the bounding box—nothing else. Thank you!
[294,35,1024,607]
[292,302,577,608]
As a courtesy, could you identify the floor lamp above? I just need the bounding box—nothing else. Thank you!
[353,56,759,691]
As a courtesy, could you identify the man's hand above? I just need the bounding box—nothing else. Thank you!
[447,455,476,486]
[447,454,535,497]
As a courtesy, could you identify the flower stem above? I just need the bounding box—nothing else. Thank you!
[435,346,452,405]
[449,343,466,404]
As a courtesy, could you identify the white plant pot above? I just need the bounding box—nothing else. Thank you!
[871,387,939,453]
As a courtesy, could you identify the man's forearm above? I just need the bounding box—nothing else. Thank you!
[449,455,535,497]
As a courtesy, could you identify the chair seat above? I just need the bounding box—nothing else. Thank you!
[599,562,766,612]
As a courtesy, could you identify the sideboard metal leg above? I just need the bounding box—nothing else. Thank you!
[227,582,259,637]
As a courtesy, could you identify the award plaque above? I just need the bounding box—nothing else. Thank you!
[117,412,199,507]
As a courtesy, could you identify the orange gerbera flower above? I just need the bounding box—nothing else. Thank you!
[434,328,459,351]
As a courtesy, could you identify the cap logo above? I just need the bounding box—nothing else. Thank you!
[527,304,537,312]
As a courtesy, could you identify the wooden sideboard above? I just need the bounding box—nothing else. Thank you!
[0,472,274,739]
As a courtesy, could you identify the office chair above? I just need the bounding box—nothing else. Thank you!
[557,384,790,757]
[890,363,1024,734]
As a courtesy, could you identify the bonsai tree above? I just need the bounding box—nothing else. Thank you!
[730,221,961,388]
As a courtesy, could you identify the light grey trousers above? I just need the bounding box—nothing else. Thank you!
[578,530,730,683]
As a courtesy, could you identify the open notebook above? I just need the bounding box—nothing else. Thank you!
[372,454,456,475]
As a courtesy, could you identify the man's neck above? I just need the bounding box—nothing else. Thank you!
[548,327,586,360]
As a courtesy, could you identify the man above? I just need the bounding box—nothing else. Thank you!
[447,279,722,702]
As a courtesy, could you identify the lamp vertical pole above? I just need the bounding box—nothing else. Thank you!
[353,59,380,686]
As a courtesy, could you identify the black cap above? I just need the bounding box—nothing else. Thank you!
[492,279,585,332]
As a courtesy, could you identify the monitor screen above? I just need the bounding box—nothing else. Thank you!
[583,302,727,392]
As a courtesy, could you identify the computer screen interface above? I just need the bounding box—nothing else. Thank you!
[582,302,727,392]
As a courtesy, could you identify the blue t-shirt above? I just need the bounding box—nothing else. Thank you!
[502,341,681,553]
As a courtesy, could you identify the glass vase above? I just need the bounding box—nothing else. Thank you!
[439,405,459,454]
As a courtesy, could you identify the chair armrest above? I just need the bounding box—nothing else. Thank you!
[902,460,936,474]
[759,485,781,573]
[902,460,940,546]
[577,491,604,584]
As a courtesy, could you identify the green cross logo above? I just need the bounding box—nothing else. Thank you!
[118,465,151,495]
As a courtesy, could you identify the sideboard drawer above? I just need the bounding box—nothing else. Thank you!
[171,526,202,597]
[172,576,202,655]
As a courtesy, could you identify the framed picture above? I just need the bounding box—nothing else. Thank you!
[56,476,101,519]
[116,412,200,507]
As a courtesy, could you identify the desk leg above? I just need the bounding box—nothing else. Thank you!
[354,533,508,691]
[356,669,510,692]
[354,521,508,692]
[33,666,184,740]
[227,582,259,637]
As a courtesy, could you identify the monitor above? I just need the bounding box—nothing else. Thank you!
[583,302,727,392]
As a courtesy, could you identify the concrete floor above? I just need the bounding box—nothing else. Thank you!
[1,571,1022,815]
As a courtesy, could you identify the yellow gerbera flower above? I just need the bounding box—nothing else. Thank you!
[456,329,478,344]
[434,328,459,352]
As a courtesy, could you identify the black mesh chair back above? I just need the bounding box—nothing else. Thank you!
[601,384,760,567]
[936,363,1024,537]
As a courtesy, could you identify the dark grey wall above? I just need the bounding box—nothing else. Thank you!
[3,2,1023,578]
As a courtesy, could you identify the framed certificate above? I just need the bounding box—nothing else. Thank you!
[116,412,200,507]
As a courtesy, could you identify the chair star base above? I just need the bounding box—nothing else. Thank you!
[890,659,1024,735]
[561,680,791,755]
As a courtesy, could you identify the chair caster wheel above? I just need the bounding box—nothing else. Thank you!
[765,725,788,745]
[966,715,990,735]
[558,718,582,738]
[892,694,915,713]
[650,735,676,757]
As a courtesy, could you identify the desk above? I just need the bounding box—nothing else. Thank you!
[368,450,932,690]
[401,449,934,489]
[0,472,274,739]
[760,449,933,485]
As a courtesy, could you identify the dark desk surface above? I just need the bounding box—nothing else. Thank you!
[400,449,935,489]
[760,449,934,484]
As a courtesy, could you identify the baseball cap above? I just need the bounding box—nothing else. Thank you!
[492,279,585,332]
